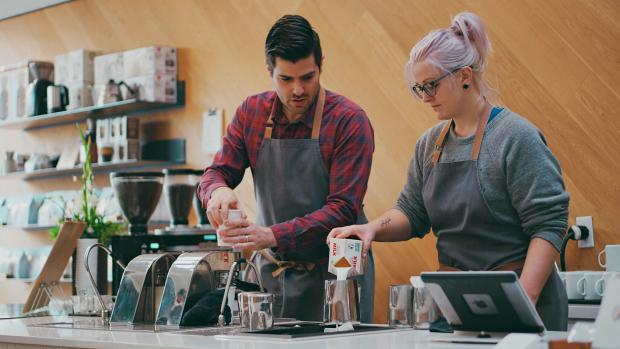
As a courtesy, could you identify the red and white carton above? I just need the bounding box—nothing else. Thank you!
[328,238,364,276]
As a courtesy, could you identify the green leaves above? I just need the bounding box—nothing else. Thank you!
[48,124,125,245]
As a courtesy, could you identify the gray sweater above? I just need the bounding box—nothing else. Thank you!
[396,108,569,253]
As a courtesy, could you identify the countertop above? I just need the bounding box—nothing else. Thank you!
[0,316,570,349]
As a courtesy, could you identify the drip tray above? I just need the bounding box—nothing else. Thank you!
[211,323,407,341]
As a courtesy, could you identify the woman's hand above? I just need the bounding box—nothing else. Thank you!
[326,224,377,260]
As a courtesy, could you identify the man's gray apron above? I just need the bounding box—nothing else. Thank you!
[247,88,374,322]
[421,111,567,331]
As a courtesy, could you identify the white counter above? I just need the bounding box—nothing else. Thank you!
[0,316,567,349]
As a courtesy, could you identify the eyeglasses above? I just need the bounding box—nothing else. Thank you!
[410,68,461,99]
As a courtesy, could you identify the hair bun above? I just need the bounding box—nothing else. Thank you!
[450,24,464,37]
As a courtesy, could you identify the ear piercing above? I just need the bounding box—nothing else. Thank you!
[463,84,469,90]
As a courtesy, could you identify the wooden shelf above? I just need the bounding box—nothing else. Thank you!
[0,81,185,131]
[2,159,184,181]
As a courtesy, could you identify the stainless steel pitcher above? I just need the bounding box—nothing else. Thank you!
[323,279,360,324]
[240,292,273,331]
[412,279,439,329]
[388,284,413,327]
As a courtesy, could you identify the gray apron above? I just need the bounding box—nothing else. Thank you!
[421,112,567,331]
[248,88,374,322]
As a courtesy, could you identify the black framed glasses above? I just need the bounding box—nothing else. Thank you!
[411,68,461,99]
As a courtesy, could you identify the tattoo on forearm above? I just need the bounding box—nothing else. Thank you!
[380,217,391,227]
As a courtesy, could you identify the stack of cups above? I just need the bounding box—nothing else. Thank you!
[559,244,620,301]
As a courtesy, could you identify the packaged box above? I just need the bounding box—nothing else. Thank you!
[94,52,124,85]
[96,119,110,144]
[113,139,140,162]
[0,61,51,120]
[0,74,9,120]
[123,46,177,79]
[66,81,94,110]
[328,238,364,276]
[54,49,99,85]
[126,74,176,103]
[116,116,139,140]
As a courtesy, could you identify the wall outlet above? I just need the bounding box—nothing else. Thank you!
[577,216,594,248]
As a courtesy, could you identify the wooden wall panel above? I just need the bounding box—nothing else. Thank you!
[0,0,618,323]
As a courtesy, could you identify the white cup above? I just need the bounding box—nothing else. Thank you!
[598,244,620,272]
[216,209,243,247]
[565,271,586,300]
[582,271,606,300]
[558,271,567,290]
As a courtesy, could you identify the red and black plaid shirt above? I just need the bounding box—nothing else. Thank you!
[198,89,374,256]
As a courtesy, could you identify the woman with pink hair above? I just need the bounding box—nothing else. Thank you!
[328,12,568,330]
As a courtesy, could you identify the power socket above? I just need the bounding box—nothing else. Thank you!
[577,216,595,248]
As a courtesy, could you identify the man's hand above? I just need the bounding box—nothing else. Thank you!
[206,187,240,228]
[219,217,277,251]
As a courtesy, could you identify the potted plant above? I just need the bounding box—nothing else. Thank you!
[49,126,125,296]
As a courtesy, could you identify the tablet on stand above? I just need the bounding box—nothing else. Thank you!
[420,271,546,344]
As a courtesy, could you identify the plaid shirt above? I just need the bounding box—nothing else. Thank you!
[198,89,374,257]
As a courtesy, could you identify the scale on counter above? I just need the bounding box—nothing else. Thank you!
[421,271,546,344]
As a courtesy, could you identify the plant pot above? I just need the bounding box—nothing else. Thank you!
[72,238,108,296]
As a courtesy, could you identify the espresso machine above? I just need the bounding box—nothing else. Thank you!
[109,171,223,295]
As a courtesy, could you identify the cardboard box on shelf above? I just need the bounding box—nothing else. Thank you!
[116,116,139,140]
[113,139,140,162]
[123,46,177,79]
[66,81,94,110]
[54,49,99,85]
[94,52,124,85]
[126,74,176,103]
[96,119,110,145]
[0,73,9,120]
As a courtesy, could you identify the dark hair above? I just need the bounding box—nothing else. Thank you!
[265,15,322,71]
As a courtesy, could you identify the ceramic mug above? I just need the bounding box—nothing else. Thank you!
[565,271,585,300]
[582,271,605,300]
[598,244,620,272]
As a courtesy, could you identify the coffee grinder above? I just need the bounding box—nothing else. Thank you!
[110,171,164,235]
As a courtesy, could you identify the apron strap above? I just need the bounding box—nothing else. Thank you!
[438,259,525,272]
[470,110,490,161]
[259,249,316,278]
[264,87,326,140]
[430,105,492,164]
[264,117,275,139]
[431,120,453,164]
[311,88,325,140]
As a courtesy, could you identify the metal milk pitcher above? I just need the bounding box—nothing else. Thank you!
[412,277,440,329]
[323,279,360,324]
[388,284,413,327]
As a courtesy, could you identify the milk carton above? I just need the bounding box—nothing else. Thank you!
[328,238,364,276]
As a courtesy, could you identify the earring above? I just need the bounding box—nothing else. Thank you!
[463,84,469,90]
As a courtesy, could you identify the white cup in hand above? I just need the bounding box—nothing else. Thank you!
[217,209,242,247]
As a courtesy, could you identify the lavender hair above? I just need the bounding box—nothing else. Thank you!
[405,12,493,96]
